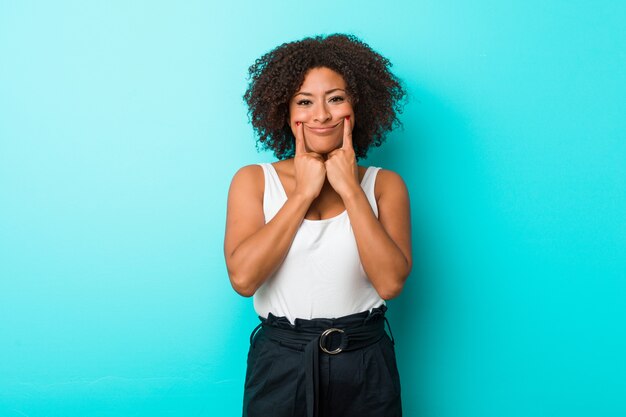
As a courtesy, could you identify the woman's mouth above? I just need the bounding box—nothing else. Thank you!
[305,121,342,135]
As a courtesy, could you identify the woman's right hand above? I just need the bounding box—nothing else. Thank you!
[293,121,326,201]
[224,122,327,297]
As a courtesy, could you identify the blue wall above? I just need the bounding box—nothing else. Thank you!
[1,1,625,416]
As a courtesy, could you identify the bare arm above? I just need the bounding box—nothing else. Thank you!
[342,170,412,300]
[223,165,310,296]
[224,122,326,296]
[325,117,412,299]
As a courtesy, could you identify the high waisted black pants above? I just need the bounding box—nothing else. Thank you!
[242,306,402,417]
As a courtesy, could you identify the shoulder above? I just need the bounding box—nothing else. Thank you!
[372,168,409,200]
[228,164,265,197]
[230,164,264,183]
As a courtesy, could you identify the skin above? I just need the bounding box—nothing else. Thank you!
[224,67,412,299]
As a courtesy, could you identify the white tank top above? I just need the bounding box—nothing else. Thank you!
[254,163,385,323]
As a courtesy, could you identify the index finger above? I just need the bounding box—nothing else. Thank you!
[341,116,353,150]
[294,121,306,155]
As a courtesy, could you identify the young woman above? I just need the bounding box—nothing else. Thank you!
[224,33,411,417]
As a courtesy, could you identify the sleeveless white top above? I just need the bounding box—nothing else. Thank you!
[254,163,385,324]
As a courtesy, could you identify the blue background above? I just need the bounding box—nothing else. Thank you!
[1,1,625,416]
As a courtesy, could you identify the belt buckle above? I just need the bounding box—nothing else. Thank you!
[319,328,345,355]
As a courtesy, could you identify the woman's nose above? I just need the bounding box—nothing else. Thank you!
[313,103,331,123]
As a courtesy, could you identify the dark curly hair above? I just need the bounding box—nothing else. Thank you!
[243,33,406,160]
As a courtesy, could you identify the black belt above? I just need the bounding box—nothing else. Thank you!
[250,307,392,417]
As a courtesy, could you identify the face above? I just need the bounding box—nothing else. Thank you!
[288,67,355,155]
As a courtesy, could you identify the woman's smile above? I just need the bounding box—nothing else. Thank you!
[305,121,342,135]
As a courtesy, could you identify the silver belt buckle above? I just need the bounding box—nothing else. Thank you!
[319,328,345,354]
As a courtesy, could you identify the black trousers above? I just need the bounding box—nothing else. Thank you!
[243,306,402,417]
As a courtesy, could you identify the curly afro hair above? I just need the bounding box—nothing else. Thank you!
[243,33,406,160]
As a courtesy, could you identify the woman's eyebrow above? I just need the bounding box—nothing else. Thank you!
[294,88,346,97]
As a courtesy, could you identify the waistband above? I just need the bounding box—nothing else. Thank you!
[249,305,393,417]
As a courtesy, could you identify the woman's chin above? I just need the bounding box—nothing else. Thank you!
[307,141,342,156]
[309,147,338,156]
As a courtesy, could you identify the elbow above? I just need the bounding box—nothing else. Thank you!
[376,269,410,300]
[228,269,258,298]
[378,281,405,300]
[230,277,256,298]
[225,254,258,297]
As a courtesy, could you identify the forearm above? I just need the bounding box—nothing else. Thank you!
[226,193,312,296]
[343,189,411,299]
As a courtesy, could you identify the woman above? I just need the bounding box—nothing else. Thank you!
[224,33,411,417]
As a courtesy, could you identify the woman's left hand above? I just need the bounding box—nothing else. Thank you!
[325,116,361,199]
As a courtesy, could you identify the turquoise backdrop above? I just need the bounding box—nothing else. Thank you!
[1,1,625,416]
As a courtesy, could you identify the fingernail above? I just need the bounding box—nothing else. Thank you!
[345,116,350,121]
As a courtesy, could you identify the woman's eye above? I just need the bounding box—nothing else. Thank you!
[297,100,312,105]
[329,96,345,103]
